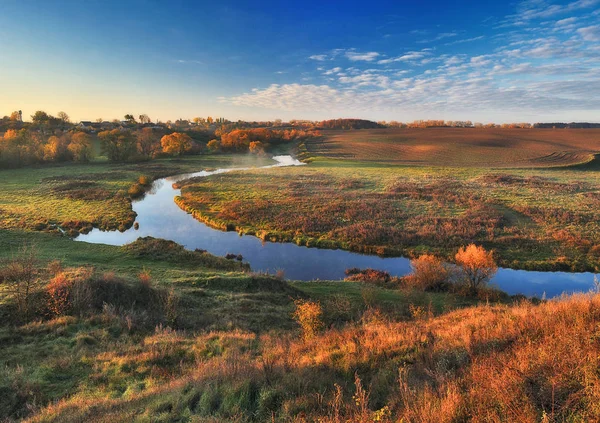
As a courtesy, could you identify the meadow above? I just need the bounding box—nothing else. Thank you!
[2,128,600,422]
[0,229,489,422]
[175,129,600,271]
[2,232,598,423]
[0,154,273,235]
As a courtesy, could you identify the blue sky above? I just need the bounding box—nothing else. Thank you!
[1,0,599,122]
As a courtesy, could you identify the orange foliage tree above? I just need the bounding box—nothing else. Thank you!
[160,132,193,156]
[455,244,497,289]
[207,139,221,152]
[68,132,94,162]
[249,140,265,154]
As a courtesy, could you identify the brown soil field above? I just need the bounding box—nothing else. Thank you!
[307,128,600,167]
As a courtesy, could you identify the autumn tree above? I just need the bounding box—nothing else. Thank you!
[43,135,70,162]
[455,244,497,290]
[9,111,21,122]
[98,129,137,161]
[249,140,265,155]
[160,132,193,156]
[1,129,29,167]
[135,128,161,159]
[57,111,70,123]
[207,139,221,152]
[68,132,93,162]
[31,110,51,124]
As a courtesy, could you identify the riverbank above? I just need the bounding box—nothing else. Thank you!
[174,153,600,273]
[0,154,275,235]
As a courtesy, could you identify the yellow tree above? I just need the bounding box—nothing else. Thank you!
[43,135,69,162]
[249,140,265,155]
[455,244,497,290]
[160,132,193,156]
[207,139,221,152]
[68,132,93,162]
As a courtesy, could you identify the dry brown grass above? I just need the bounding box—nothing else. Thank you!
[28,293,600,422]
[308,128,600,167]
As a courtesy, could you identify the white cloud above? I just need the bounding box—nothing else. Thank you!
[345,51,380,61]
[417,31,459,44]
[501,0,600,26]
[223,1,600,119]
[309,54,327,61]
[378,51,428,64]
[323,67,342,75]
[444,35,485,46]
[555,17,578,26]
[578,25,600,41]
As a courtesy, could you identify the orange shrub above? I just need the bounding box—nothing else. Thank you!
[455,244,497,289]
[293,299,323,340]
[406,254,449,291]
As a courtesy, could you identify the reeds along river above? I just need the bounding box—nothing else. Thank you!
[76,155,598,299]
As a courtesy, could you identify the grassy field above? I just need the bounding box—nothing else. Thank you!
[2,131,600,421]
[0,227,488,422]
[176,129,600,271]
[4,250,598,423]
[308,128,600,167]
[0,154,273,234]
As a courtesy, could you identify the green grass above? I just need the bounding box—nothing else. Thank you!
[0,154,274,233]
[175,150,600,271]
[1,144,590,421]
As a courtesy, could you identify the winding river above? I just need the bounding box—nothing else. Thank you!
[76,155,597,298]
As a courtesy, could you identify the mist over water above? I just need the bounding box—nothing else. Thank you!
[76,156,597,298]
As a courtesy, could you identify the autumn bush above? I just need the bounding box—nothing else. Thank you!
[455,244,497,290]
[138,174,152,186]
[0,247,41,322]
[293,299,323,340]
[26,292,600,423]
[44,267,171,328]
[404,254,450,291]
[345,268,392,285]
[127,182,146,198]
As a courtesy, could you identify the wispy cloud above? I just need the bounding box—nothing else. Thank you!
[378,51,429,64]
[223,1,600,119]
[444,35,485,46]
[176,59,202,65]
[417,31,459,44]
[309,54,327,61]
[500,0,600,27]
[345,51,380,61]
[577,25,600,41]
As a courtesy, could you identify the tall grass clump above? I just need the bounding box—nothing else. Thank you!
[0,246,40,322]
[404,254,450,291]
[293,299,323,340]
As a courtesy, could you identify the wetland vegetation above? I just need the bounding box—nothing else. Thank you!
[2,118,600,422]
